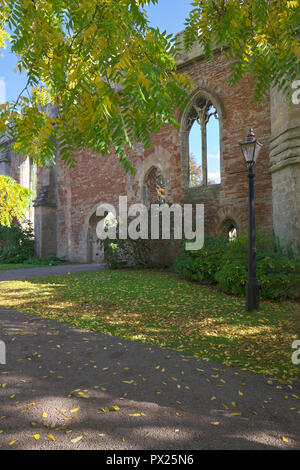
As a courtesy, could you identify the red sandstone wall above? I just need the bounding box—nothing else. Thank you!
[54,52,273,262]
[179,53,272,235]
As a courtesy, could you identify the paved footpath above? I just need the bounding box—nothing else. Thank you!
[0,305,299,450]
[0,264,106,282]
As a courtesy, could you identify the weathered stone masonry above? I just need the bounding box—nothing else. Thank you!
[1,37,299,261]
[49,45,274,263]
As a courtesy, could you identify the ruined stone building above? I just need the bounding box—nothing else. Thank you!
[1,36,299,262]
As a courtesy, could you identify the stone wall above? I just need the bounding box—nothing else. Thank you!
[2,36,298,262]
[50,49,273,263]
[270,87,300,253]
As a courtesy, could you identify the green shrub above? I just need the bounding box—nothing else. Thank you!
[174,232,300,301]
[0,222,34,263]
[0,223,64,266]
[257,252,300,300]
[173,235,228,284]
[22,255,64,266]
[101,241,128,269]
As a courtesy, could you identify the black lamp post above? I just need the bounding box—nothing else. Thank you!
[239,129,263,312]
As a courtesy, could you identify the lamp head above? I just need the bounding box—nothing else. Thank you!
[239,128,263,167]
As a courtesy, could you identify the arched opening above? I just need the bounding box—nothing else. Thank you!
[221,218,238,242]
[206,110,221,185]
[182,89,223,190]
[87,210,117,263]
[143,167,166,206]
[87,212,103,264]
[228,224,237,242]
[189,121,203,187]
[187,99,221,187]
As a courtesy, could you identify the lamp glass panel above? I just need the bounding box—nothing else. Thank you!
[253,141,263,163]
[241,142,255,164]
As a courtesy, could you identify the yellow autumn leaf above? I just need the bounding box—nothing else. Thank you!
[109,406,120,412]
[32,434,40,440]
[287,0,299,8]
[47,434,55,441]
[70,407,80,413]
[71,436,83,443]
[42,412,48,418]
[282,437,289,443]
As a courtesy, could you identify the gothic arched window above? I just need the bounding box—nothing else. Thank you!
[182,91,222,189]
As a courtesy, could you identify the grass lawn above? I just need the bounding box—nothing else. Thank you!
[0,269,299,383]
[0,261,69,270]
[0,263,38,270]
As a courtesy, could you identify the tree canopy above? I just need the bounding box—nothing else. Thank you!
[0,174,32,225]
[0,0,299,176]
[0,0,191,174]
[184,0,300,102]
[0,0,299,189]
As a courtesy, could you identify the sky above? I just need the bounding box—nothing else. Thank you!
[0,0,220,182]
[144,0,192,36]
[0,0,194,104]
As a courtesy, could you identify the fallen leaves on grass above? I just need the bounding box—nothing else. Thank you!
[0,270,299,382]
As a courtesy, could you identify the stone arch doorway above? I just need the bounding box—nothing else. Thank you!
[87,209,118,263]
[87,212,104,264]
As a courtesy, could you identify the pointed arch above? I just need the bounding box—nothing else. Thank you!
[180,87,224,191]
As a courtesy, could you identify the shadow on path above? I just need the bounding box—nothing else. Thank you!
[0,307,299,450]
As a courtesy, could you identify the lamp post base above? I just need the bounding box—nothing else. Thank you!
[246,278,260,312]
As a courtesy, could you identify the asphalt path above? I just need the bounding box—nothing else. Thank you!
[0,264,106,282]
[0,306,299,450]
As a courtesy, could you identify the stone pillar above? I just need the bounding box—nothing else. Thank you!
[34,167,57,259]
[270,87,300,254]
[0,139,12,177]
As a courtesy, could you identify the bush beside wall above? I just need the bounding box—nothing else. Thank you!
[174,233,300,301]
[0,222,34,263]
